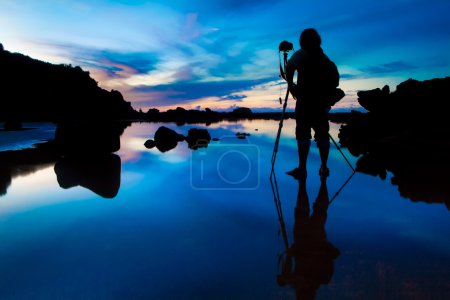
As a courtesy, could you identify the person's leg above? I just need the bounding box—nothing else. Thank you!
[287,109,311,178]
[316,139,330,175]
[297,139,311,171]
[313,110,330,177]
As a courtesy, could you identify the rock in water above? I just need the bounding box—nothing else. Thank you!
[153,126,185,152]
[144,139,156,149]
[186,128,211,150]
[236,132,251,139]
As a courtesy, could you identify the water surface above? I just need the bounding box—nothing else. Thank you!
[0,120,449,299]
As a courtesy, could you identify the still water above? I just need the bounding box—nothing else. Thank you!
[0,120,449,299]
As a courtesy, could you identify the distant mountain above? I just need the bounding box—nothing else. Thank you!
[0,44,137,125]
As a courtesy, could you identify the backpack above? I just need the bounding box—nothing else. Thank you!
[297,52,344,107]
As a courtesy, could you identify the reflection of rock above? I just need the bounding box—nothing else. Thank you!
[54,154,121,199]
[185,128,211,150]
[0,169,12,196]
[55,122,129,155]
[150,126,185,153]
[346,137,450,209]
[0,121,128,197]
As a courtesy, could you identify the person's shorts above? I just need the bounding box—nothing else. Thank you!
[295,105,329,141]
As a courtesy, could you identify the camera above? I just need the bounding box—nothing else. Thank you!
[190,137,260,190]
[279,41,293,52]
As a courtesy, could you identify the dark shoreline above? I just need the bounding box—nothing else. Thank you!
[0,112,355,130]
[105,111,353,124]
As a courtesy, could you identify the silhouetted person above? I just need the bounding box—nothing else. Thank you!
[277,177,340,299]
[286,28,339,178]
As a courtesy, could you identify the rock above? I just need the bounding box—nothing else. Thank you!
[55,122,127,155]
[4,120,22,131]
[185,128,211,150]
[236,132,251,139]
[357,85,390,113]
[153,126,184,152]
[144,139,156,149]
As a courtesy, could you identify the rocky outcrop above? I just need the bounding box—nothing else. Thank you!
[357,77,450,119]
[339,77,450,209]
[0,48,138,123]
[55,121,130,155]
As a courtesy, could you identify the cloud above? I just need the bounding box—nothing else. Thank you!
[33,41,159,77]
[340,73,367,80]
[218,95,247,102]
[362,61,416,74]
[131,77,275,107]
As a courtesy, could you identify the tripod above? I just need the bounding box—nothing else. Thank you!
[270,49,292,179]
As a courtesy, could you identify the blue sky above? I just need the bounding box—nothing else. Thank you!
[1,0,449,111]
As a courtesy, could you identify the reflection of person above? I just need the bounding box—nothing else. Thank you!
[286,28,339,178]
[277,177,340,299]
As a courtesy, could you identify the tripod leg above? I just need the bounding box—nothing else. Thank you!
[271,88,290,171]
[329,133,355,172]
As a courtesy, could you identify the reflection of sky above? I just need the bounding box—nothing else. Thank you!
[0,121,449,298]
[1,1,449,111]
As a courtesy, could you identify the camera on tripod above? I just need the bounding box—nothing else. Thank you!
[278,41,293,52]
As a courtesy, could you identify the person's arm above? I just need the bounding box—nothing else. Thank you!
[285,51,303,99]
[285,52,299,89]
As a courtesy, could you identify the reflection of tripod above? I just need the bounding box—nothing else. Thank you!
[269,43,295,251]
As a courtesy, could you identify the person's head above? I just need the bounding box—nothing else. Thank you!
[300,28,321,51]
